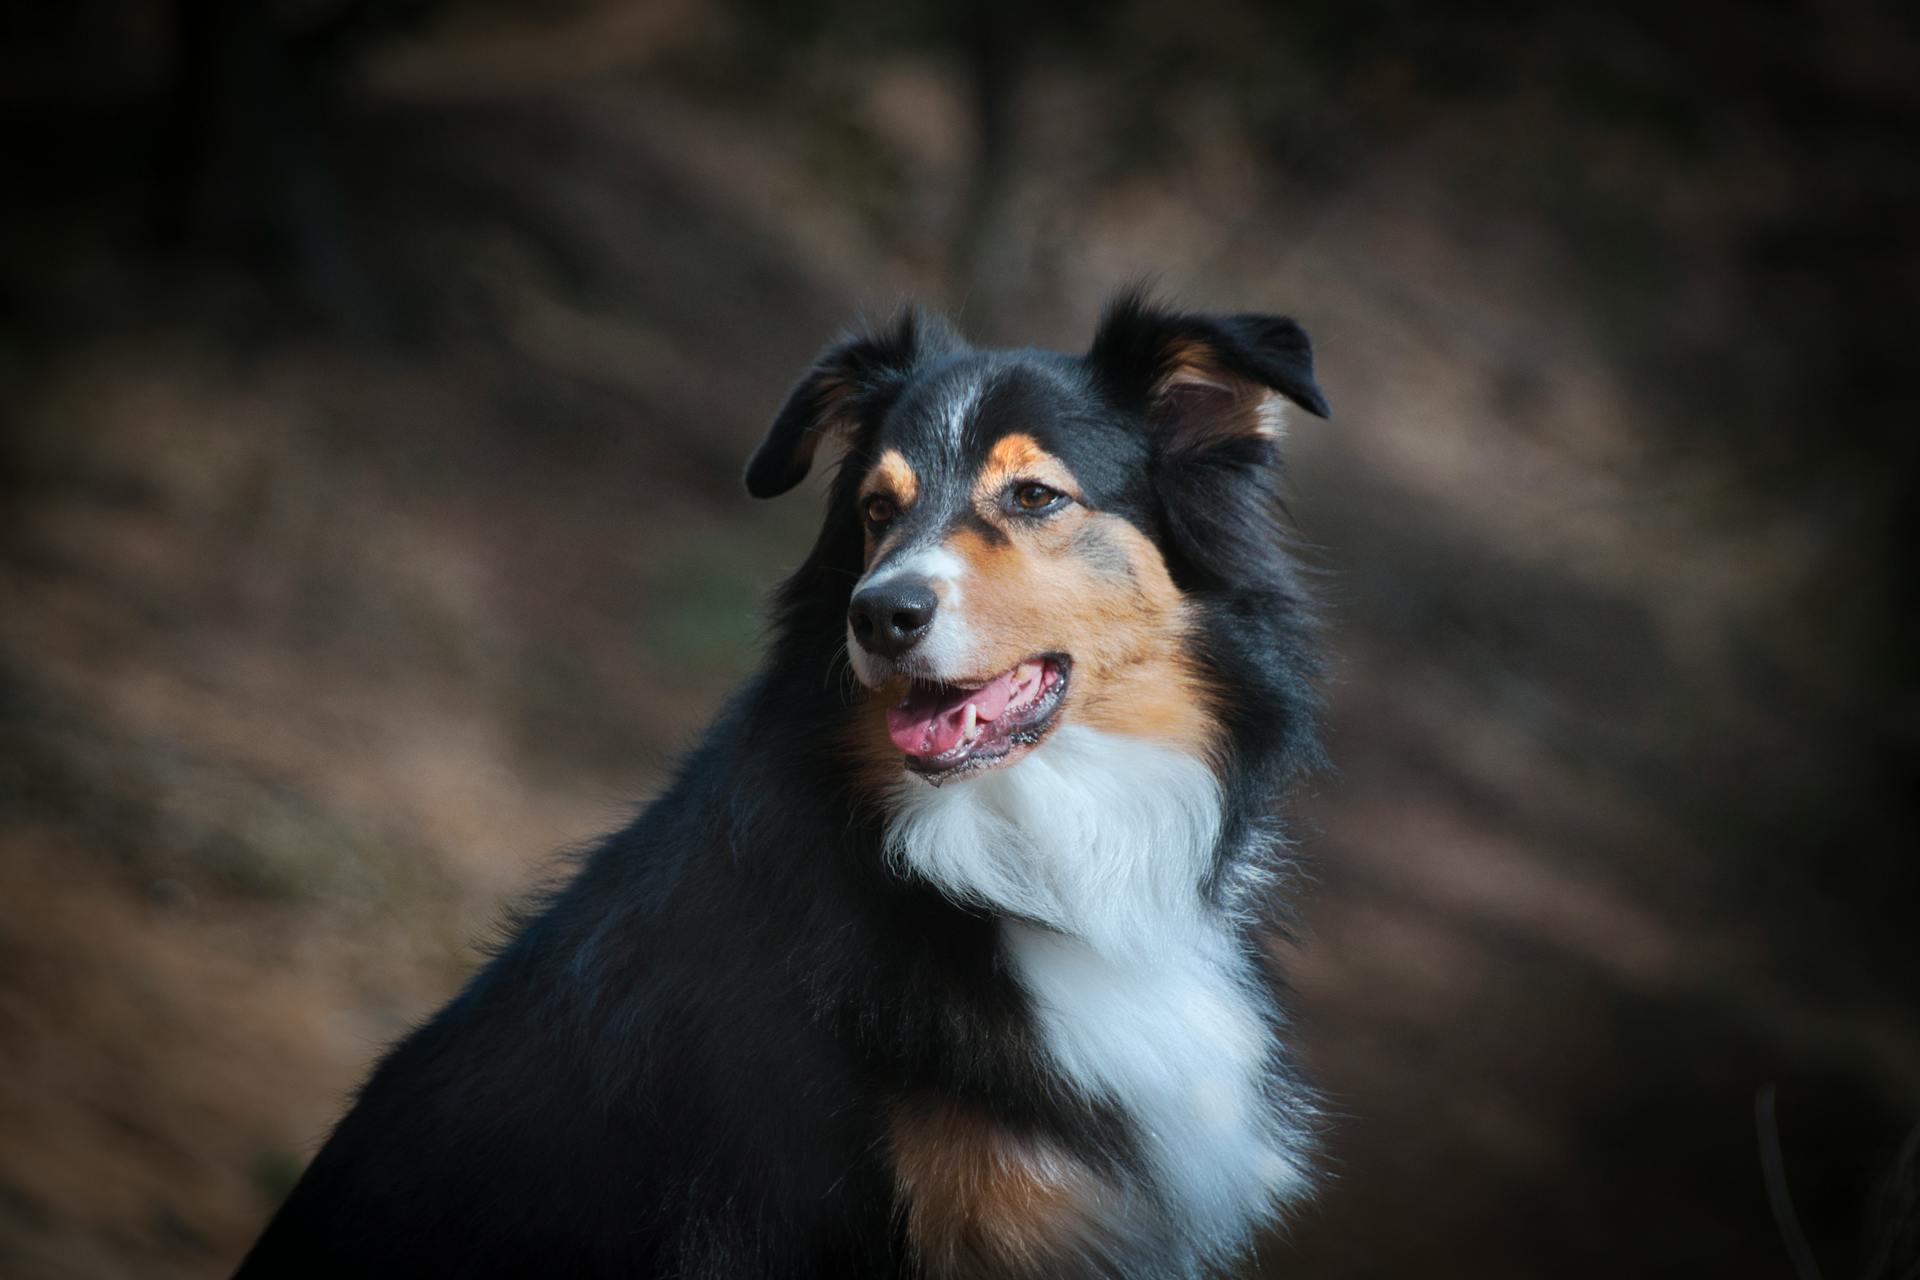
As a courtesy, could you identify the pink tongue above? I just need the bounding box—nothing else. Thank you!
[885,669,1019,757]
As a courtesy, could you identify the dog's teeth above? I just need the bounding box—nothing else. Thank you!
[1015,662,1039,684]
[963,703,980,740]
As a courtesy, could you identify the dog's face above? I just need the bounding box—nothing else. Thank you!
[840,358,1199,781]
[746,293,1329,784]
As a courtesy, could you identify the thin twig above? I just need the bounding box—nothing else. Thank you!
[1757,1084,1825,1280]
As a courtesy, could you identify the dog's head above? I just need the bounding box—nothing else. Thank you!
[747,290,1329,786]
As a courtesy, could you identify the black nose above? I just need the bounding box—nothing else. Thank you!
[849,577,938,659]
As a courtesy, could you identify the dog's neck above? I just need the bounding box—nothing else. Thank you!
[881,724,1311,1260]
[883,724,1225,957]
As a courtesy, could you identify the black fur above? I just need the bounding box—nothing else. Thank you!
[235,294,1331,1279]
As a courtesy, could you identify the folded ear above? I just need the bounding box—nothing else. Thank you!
[1085,289,1331,451]
[744,309,958,499]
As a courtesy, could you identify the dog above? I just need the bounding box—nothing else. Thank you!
[234,289,1332,1279]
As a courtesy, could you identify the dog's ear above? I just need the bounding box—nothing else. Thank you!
[1086,289,1330,452]
[744,310,957,499]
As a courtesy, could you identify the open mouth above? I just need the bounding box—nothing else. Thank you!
[885,655,1070,782]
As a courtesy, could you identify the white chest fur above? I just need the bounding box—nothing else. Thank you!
[884,726,1310,1259]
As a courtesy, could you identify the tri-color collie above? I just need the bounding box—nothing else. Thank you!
[236,290,1333,1279]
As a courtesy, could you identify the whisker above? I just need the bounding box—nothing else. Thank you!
[826,639,862,699]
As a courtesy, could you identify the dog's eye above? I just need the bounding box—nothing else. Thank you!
[862,495,897,531]
[1010,482,1066,514]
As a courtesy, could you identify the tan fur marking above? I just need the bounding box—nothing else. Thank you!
[1158,338,1209,378]
[1155,339,1287,441]
[841,687,914,793]
[862,447,919,508]
[888,1099,1105,1278]
[856,449,922,563]
[972,433,1082,508]
[944,511,1218,759]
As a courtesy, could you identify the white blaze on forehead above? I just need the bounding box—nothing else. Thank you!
[928,366,988,448]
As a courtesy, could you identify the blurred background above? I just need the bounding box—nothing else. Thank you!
[2,1,1915,1276]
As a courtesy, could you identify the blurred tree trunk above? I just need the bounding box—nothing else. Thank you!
[949,0,1019,335]
[161,0,386,326]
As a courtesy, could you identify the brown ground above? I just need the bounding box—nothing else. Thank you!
[2,4,1915,1277]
